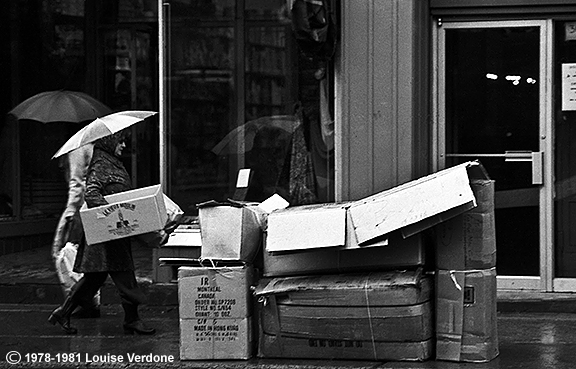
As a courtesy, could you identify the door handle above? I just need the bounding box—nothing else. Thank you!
[446,151,544,185]
[505,150,544,185]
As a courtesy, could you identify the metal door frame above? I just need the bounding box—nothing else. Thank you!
[432,20,554,291]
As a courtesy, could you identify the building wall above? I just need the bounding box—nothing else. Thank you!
[336,0,430,201]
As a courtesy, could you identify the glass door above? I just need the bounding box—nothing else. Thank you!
[434,20,553,291]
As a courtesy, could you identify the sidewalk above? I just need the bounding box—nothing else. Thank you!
[2,246,576,368]
[1,304,576,368]
[0,245,178,306]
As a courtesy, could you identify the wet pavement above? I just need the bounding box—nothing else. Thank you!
[0,303,576,369]
[3,247,576,368]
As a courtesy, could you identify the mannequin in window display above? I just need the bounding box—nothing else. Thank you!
[49,132,160,335]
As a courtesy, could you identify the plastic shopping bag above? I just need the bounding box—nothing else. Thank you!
[55,242,100,305]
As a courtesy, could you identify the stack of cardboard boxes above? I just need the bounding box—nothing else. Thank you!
[434,179,499,362]
[176,161,499,362]
[255,161,494,362]
[178,200,266,360]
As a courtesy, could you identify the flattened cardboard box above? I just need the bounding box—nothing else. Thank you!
[265,161,488,254]
[348,161,487,245]
[80,184,170,245]
[263,231,427,277]
[256,269,433,361]
[436,268,499,363]
[198,202,264,262]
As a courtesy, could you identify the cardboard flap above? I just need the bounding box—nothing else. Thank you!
[350,162,481,245]
[196,199,259,208]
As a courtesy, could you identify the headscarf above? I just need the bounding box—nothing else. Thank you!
[94,130,128,156]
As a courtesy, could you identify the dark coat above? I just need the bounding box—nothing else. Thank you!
[74,145,134,273]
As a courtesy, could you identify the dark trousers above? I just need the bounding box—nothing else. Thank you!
[70,271,146,322]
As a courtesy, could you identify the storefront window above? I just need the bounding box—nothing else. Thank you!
[98,1,159,188]
[1,0,87,222]
[163,0,335,214]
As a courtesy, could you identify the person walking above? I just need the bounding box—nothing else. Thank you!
[51,143,101,318]
[48,131,157,335]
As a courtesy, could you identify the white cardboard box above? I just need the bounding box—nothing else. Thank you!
[198,203,264,262]
[265,203,349,253]
[80,184,172,245]
[265,161,487,253]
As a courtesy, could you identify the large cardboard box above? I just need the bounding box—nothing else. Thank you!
[263,231,427,277]
[265,161,488,253]
[198,201,264,262]
[256,269,434,361]
[436,268,499,362]
[435,180,496,270]
[178,264,254,360]
[80,184,173,245]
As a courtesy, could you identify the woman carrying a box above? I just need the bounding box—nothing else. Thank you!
[48,131,157,335]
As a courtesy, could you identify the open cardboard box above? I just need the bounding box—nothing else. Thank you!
[265,161,489,253]
[80,184,179,245]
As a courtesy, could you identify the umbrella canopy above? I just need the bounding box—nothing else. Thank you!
[9,90,112,124]
[211,115,301,156]
[52,110,157,159]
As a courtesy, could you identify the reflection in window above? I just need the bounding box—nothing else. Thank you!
[165,0,335,214]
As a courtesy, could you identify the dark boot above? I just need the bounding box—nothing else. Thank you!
[122,303,155,335]
[48,296,78,334]
[71,305,101,319]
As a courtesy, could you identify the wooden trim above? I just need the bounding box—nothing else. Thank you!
[0,219,58,238]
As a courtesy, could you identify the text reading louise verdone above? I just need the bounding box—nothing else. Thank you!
[5,351,175,365]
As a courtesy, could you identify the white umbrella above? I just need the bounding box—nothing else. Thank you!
[52,110,157,159]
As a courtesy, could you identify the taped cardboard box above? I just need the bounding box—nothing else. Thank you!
[263,231,427,277]
[255,269,434,361]
[80,184,180,245]
[178,264,255,360]
[435,212,496,270]
[198,200,265,262]
[436,268,499,363]
[435,179,496,270]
